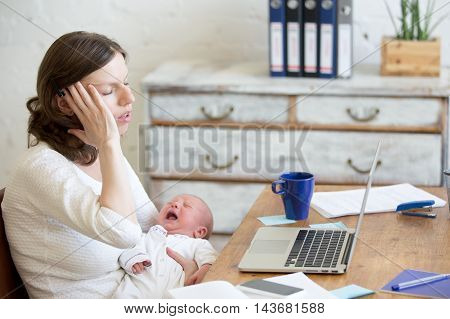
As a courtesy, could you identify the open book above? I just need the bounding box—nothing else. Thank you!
[167,272,336,299]
[311,183,446,218]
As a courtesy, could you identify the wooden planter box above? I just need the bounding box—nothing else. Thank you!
[380,36,440,77]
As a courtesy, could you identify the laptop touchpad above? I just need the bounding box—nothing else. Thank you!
[250,240,290,254]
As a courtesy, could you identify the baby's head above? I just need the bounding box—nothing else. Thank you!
[157,194,213,239]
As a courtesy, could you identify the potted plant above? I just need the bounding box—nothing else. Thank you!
[381,0,447,76]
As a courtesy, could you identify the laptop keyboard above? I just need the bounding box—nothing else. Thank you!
[285,229,347,268]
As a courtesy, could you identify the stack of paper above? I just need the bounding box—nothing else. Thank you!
[311,183,446,218]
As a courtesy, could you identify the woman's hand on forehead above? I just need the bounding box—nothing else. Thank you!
[64,82,120,148]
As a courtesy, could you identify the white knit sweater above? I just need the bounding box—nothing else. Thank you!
[2,142,159,298]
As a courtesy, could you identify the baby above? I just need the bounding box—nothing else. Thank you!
[116,194,218,298]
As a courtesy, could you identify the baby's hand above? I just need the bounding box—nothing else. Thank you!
[131,260,152,274]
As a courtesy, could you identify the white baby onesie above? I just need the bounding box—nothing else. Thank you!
[116,225,218,298]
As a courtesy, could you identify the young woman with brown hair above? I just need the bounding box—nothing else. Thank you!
[2,31,199,298]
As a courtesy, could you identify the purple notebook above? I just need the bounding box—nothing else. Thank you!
[381,269,450,298]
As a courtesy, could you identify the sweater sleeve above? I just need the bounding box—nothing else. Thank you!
[20,148,142,249]
[123,158,159,233]
[193,239,218,267]
[118,237,150,275]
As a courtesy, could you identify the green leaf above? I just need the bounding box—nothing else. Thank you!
[391,0,448,41]
[400,0,409,39]
[414,0,421,40]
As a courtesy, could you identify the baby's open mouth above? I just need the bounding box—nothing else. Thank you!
[166,210,178,220]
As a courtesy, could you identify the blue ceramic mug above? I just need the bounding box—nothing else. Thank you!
[271,172,315,220]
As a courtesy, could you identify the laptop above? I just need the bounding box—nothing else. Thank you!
[238,141,382,274]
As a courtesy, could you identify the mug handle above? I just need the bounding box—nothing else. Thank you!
[272,180,286,195]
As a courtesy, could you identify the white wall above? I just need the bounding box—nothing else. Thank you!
[1,0,449,186]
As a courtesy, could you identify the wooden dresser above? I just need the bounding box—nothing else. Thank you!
[141,61,450,234]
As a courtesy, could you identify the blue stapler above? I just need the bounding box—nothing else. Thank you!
[396,200,437,218]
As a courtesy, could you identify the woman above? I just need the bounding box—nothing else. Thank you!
[2,31,199,298]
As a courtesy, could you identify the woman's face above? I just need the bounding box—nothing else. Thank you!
[81,53,135,136]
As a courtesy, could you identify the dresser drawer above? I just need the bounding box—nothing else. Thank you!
[144,126,261,180]
[296,96,442,129]
[149,179,266,234]
[269,130,442,186]
[144,127,441,185]
[150,93,289,123]
[302,131,442,186]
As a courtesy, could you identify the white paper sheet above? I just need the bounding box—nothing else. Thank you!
[311,183,446,218]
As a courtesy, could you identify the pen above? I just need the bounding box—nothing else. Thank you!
[392,274,450,291]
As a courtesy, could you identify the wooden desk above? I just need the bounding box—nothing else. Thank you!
[203,185,450,298]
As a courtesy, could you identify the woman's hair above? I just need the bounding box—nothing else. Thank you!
[27,31,127,164]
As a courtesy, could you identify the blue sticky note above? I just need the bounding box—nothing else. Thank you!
[309,222,347,230]
[331,284,375,299]
[257,215,298,226]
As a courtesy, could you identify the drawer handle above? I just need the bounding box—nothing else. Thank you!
[200,105,234,121]
[205,154,239,169]
[347,159,382,174]
[346,107,380,122]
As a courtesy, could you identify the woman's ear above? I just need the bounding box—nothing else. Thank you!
[55,94,74,116]
[194,226,208,239]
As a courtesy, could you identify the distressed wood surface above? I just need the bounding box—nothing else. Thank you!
[149,93,444,132]
[151,120,442,133]
[145,127,442,186]
[150,93,289,123]
[142,61,450,97]
[297,96,443,128]
[203,185,450,299]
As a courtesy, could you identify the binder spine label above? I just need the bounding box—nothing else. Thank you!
[270,22,284,72]
[338,24,352,77]
[304,22,317,73]
[337,0,353,78]
[320,24,333,74]
[287,22,300,72]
